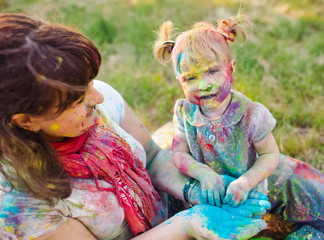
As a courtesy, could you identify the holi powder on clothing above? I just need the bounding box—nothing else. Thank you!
[50,123,60,131]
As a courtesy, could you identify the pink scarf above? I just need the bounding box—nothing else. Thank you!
[51,120,163,235]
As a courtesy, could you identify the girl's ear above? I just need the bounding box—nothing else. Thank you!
[11,114,40,132]
[231,59,236,74]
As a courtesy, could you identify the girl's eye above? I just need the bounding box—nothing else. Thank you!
[186,76,196,81]
[209,70,217,75]
[77,96,85,104]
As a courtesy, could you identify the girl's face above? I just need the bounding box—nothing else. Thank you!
[31,81,104,142]
[177,57,234,111]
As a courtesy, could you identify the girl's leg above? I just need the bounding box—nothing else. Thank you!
[268,155,324,238]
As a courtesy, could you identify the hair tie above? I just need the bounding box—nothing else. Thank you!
[161,40,175,53]
[216,19,235,44]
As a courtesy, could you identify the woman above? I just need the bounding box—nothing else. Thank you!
[0,14,269,240]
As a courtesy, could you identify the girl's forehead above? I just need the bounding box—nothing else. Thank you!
[175,49,224,74]
[175,51,227,77]
[179,60,219,76]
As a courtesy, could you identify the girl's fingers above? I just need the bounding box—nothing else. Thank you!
[219,184,226,199]
[227,197,236,207]
[233,196,241,207]
[208,189,215,206]
[202,189,208,203]
[213,190,221,207]
[223,190,233,203]
[241,195,248,205]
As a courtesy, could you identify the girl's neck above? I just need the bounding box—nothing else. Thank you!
[200,93,232,119]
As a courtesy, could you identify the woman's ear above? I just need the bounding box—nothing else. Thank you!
[11,114,40,132]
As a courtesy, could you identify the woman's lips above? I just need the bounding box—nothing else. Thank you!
[86,107,94,117]
[199,93,217,100]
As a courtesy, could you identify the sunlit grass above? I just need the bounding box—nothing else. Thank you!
[2,0,323,170]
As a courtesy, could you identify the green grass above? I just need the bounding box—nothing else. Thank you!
[2,0,323,170]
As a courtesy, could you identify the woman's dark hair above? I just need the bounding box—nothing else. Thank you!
[0,13,101,205]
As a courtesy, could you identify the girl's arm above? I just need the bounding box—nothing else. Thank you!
[243,132,280,187]
[172,129,212,180]
[224,133,280,206]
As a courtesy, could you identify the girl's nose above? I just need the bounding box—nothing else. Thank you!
[198,80,212,91]
[86,85,104,107]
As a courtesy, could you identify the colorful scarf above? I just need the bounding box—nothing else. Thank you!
[51,119,163,235]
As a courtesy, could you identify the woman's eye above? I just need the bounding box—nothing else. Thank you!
[209,70,217,74]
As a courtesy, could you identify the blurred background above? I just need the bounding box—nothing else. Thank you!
[1,0,323,171]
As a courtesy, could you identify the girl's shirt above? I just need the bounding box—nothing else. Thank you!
[173,90,276,194]
[0,80,163,240]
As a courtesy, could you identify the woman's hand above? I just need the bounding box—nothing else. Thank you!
[223,177,252,207]
[180,203,268,240]
[197,169,225,207]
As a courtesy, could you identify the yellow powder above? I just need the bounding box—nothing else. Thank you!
[50,123,60,131]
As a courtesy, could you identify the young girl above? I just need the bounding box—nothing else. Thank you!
[154,16,280,208]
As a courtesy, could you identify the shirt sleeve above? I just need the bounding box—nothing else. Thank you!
[0,186,70,240]
[173,99,186,133]
[246,102,276,143]
[93,80,125,124]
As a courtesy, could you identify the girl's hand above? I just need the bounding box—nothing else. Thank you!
[197,169,225,207]
[180,203,268,240]
[223,178,252,207]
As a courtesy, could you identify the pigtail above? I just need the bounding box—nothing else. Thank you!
[216,15,251,44]
[153,21,175,65]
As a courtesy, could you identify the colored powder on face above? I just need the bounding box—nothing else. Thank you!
[50,123,60,131]
[213,81,220,89]
[177,52,183,74]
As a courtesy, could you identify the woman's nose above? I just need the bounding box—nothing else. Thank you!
[86,86,104,107]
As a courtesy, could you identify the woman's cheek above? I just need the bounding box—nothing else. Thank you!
[50,123,60,132]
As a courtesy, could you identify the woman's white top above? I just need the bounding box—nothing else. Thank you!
[0,80,148,240]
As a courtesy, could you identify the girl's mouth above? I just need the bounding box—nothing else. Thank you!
[199,93,217,100]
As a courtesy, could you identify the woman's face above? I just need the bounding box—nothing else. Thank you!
[32,81,104,142]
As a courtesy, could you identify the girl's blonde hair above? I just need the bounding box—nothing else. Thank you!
[154,15,250,76]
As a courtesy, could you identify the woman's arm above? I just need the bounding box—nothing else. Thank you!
[34,200,269,240]
[33,216,186,240]
[35,218,97,240]
[119,101,188,200]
